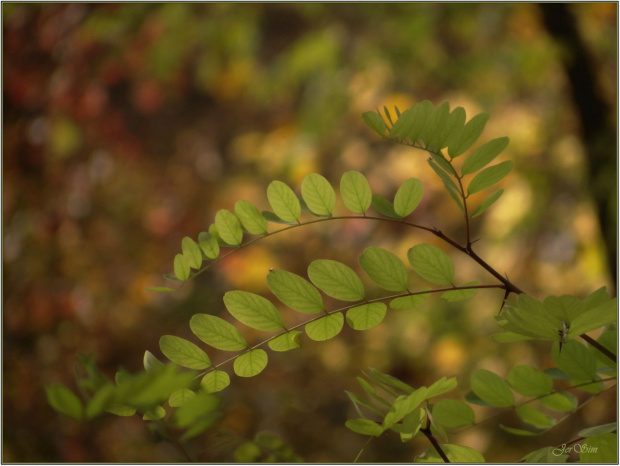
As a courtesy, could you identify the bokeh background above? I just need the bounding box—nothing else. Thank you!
[3,3,616,463]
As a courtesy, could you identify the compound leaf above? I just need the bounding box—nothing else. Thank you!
[371,194,400,219]
[201,370,230,393]
[190,314,248,351]
[301,173,336,216]
[346,302,387,330]
[305,313,344,341]
[198,231,220,260]
[359,247,409,292]
[307,259,365,302]
[174,254,190,281]
[215,209,243,246]
[462,136,510,175]
[159,335,211,370]
[506,365,553,397]
[267,180,301,223]
[223,290,284,331]
[268,331,302,352]
[467,161,513,195]
[393,178,423,218]
[340,170,372,214]
[233,349,268,377]
[408,243,455,285]
[470,369,514,407]
[47,384,84,421]
[234,200,268,235]
[432,399,475,428]
[182,237,202,269]
[470,189,504,218]
[266,269,324,314]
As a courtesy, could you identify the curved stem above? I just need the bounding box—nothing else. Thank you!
[421,414,450,463]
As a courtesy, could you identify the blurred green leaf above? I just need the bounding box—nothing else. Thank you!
[47,384,83,421]
[432,399,475,428]
[506,365,553,397]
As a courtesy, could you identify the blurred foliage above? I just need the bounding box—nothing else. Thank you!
[2,3,616,462]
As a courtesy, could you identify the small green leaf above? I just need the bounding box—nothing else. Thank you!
[346,302,387,330]
[268,331,302,352]
[190,314,248,351]
[261,210,296,225]
[223,290,284,331]
[106,405,136,417]
[340,170,372,214]
[390,292,430,310]
[346,418,385,437]
[396,409,425,442]
[267,180,301,223]
[347,390,384,417]
[143,405,166,421]
[159,335,211,370]
[198,231,220,260]
[539,392,577,412]
[470,369,514,407]
[359,246,409,292]
[367,367,415,395]
[441,282,479,301]
[390,100,434,143]
[174,254,190,281]
[201,370,231,393]
[506,365,553,397]
[393,178,423,218]
[467,161,513,195]
[85,384,115,419]
[371,194,401,219]
[579,433,617,463]
[408,243,455,285]
[444,106,467,149]
[307,259,365,302]
[143,350,165,372]
[461,137,510,175]
[383,388,428,429]
[234,200,268,235]
[427,158,459,194]
[424,101,451,151]
[448,112,489,158]
[362,111,388,137]
[215,209,243,246]
[266,269,324,314]
[432,400,475,428]
[301,173,336,216]
[569,298,617,337]
[425,376,458,399]
[47,384,84,421]
[182,237,202,269]
[516,405,555,428]
[552,340,597,380]
[168,388,196,407]
[233,349,268,377]
[470,189,504,218]
[171,391,219,429]
[579,422,617,438]
[305,313,344,341]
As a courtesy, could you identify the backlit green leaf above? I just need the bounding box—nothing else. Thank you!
[340,171,372,214]
[539,392,577,412]
[579,433,617,463]
[367,367,414,395]
[182,237,202,269]
[261,210,296,225]
[425,376,458,399]
[190,314,248,351]
[159,335,211,370]
[215,209,243,246]
[85,384,115,419]
[506,365,553,397]
[552,340,597,380]
[305,313,344,341]
[371,194,400,219]
[201,370,230,393]
[233,349,268,377]
[569,298,617,337]
[234,200,268,235]
[432,399,475,428]
[448,112,489,158]
[301,173,336,216]
[171,391,219,428]
[462,137,510,175]
[359,247,409,291]
[444,106,467,149]
[168,388,196,407]
[143,350,165,372]
[579,422,617,438]
[47,384,84,421]
[307,259,365,301]
[174,253,190,281]
[266,269,324,314]
[424,101,451,151]
[390,100,434,144]
[441,282,479,301]
[362,111,388,137]
[470,189,504,218]
[268,331,302,352]
[408,243,455,285]
[346,302,387,330]
[383,388,428,429]
[470,369,514,407]
[346,418,385,437]
[267,180,301,223]
[198,231,220,260]
[516,405,555,428]
[223,290,284,331]
[395,409,425,442]
[394,178,423,218]
[467,161,513,195]
[143,405,166,421]
[390,292,430,310]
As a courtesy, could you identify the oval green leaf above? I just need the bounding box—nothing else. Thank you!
[393,178,423,218]
[268,330,303,352]
[506,365,553,397]
[346,302,387,330]
[552,340,597,380]
[447,112,489,158]
[201,370,231,393]
[307,259,365,302]
[470,189,504,218]
[539,392,577,412]
[408,243,455,285]
[516,405,555,428]
[182,237,202,269]
[233,349,268,377]
[198,231,220,260]
[467,160,513,195]
[266,269,324,314]
[46,384,84,421]
[432,399,475,428]
[168,388,196,408]
[340,170,372,214]
[359,247,409,292]
[470,369,514,408]
[143,350,165,372]
[234,200,268,235]
[461,136,510,175]
[305,313,344,341]
[301,173,336,216]
[267,180,300,223]
[190,314,248,351]
[371,194,400,219]
[174,253,190,281]
[346,418,385,437]
[215,209,243,246]
[223,290,284,331]
[159,335,211,370]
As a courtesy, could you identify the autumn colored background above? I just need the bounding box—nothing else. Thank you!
[3,3,616,462]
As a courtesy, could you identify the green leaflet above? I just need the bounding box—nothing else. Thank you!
[569,297,617,337]
[390,100,434,144]
[470,189,504,218]
[190,314,248,351]
[424,101,451,151]
[307,259,365,302]
[441,282,479,301]
[340,170,372,214]
[366,367,415,395]
[371,194,400,219]
[301,173,336,216]
[552,340,597,380]
[266,269,324,314]
[182,237,202,269]
[305,313,344,341]
[516,405,555,429]
[427,158,459,193]
[432,399,475,428]
[444,106,467,149]
[144,350,165,372]
[346,302,387,330]
[393,178,423,218]
[234,200,268,235]
[198,231,220,260]
[579,433,617,463]
[470,369,514,408]
[579,422,617,438]
[215,209,243,246]
[425,376,458,399]
[143,405,166,421]
[345,418,385,437]
[159,335,211,370]
[382,388,428,429]
[268,331,302,352]
[47,384,84,421]
[347,390,384,417]
[390,292,430,310]
[407,243,455,285]
[234,349,268,377]
[168,388,196,407]
[461,137,510,175]
[359,246,409,292]
[223,290,284,331]
[201,370,231,393]
[362,111,388,137]
[506,365,553,397]
[85,384,115,419]
[467,160,513,195]
[356,377,391,407]
[174,253,190,281]
[417,444,486,463]
[261,210,297,225]
[496,294,561,340]
[267,180,301,223]
[170,391,219,429]
[447,112,489,158]
[394,409,425,442]
[539,392,577,412]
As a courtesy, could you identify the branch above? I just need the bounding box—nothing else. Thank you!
[421,414,450,463]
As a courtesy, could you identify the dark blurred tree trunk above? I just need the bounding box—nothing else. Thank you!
[539,4,617,290]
